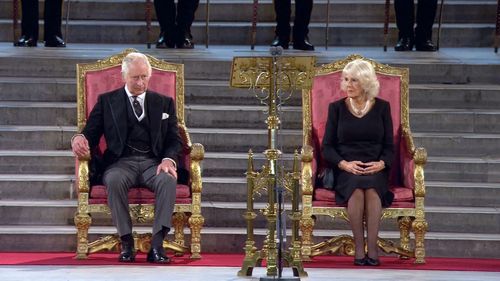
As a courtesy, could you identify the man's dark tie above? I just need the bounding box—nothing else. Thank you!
[132,96,143,117]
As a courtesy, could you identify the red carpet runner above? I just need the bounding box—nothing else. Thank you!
[1,253,499,272]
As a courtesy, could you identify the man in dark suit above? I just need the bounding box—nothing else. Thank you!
[154,0,199,49]
[14,0,66,47]
[271,0,314,51]
[71,52,182,263]
[394,0,437,51]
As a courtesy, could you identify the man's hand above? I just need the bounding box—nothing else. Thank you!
[156,159,177,179]
[71,135,90,158]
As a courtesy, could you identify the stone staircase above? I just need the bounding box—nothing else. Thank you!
[0,0,500,259]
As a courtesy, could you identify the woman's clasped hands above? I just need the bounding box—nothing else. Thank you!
[338,160,385,175]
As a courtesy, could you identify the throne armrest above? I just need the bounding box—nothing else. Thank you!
[401,128,427,198]
[76,155,91,194]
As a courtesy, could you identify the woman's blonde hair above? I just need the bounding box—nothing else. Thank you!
[340,59,380,99]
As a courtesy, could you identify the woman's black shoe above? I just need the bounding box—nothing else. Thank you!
[353,256,367,266]
[365,257,380,266]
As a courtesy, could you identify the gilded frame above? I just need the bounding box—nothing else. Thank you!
[300,54,427,263]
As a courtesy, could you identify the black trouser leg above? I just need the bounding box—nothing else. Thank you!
[154,0,176,40]
[43,0,63,40]
[274,0,291,41]
[21,0,39,40]
[292,0,313,41]
[177,0,199,41]
[415,0,437,42]
[394,0,415,40]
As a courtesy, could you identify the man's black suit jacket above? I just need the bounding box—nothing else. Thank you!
[81,87,182,172]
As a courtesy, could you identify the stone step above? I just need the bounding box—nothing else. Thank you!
[0,44,499,85]
[0,225,498,258]
[414,132,500,157]
[3,101,500,136]
[1,173,498,208]
[1,200,499,235]
[426,181,500,207]
[1,0,496,23]
[0,126,75,150]
[1,19,497,47]
[1,151,499,184]
[2,77,499,111]
[0,174,75,200]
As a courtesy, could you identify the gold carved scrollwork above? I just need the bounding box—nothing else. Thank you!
[129,205,155,223]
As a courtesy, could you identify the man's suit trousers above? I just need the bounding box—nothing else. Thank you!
[103,155,177,236]
[394,0,437,41]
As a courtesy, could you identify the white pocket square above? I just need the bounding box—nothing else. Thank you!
[162,113,169,120]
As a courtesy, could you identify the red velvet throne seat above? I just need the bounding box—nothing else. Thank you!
[74,49,204,259]
[300,54,427,263]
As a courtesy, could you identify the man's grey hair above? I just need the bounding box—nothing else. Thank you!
[121,52,152,78]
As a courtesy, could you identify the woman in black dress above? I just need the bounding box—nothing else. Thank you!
[322,59,394,266]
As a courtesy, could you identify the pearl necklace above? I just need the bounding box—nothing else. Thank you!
[349,97,371,116]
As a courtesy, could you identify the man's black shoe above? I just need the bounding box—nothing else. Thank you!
[14,35,37,47]
[415,40,437,52]
[118,243,135,263]
[44,36,66,47]
[292,38,314,51]
[271,36,289,49]
[394,37,413,51]
[177,37,195,49]
[156,32,175,49]
[147,247,171,264]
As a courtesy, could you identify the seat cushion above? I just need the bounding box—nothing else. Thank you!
[89,184,191,204]
[313,186,415,208]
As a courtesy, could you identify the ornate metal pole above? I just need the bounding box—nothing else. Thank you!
[230,51,315,279]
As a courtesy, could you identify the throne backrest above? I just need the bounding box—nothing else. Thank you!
[304,55,409,187]
[76,48,186,156]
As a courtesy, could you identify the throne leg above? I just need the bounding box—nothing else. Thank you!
[188,213,204,259]
[398,216,412,260]
[412,218,428,264]
[299,216,315,260]
[74,213,92,259]
[172,212,187,256]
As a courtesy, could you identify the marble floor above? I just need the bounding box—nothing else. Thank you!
[1,266,500,281]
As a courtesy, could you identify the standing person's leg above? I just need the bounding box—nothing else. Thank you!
[102,157,139,262]
[271,0,292,48]
[44,0,66,47]
[364,188,382,266]
[394,0,415,51]
[142,158,177,263]
[292,0,314,50]
[176,0,200,48]
[154,0,176,48]
[15,0,38,46]
[415,0,438,51]
[347,189,366,264]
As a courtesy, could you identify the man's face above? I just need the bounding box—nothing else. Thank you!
[123,60,151,96]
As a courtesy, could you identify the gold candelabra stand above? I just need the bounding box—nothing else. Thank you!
[230,52,315,278]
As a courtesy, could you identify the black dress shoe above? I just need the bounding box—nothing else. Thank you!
[147,247,171,264]
[415,39,437,52]
[14,35,37,47]
[394,37,413,51]
[176,37,194,49]
[353,256,367,266]
[118,244,135,263]
[156,32,175,49]
[270,36,289,49]
[44,36,66,48]
[365,257,380,266]
[293,38,314,51]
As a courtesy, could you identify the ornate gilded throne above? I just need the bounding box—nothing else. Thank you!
[300,54,427,263]
[74,49,204,259]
